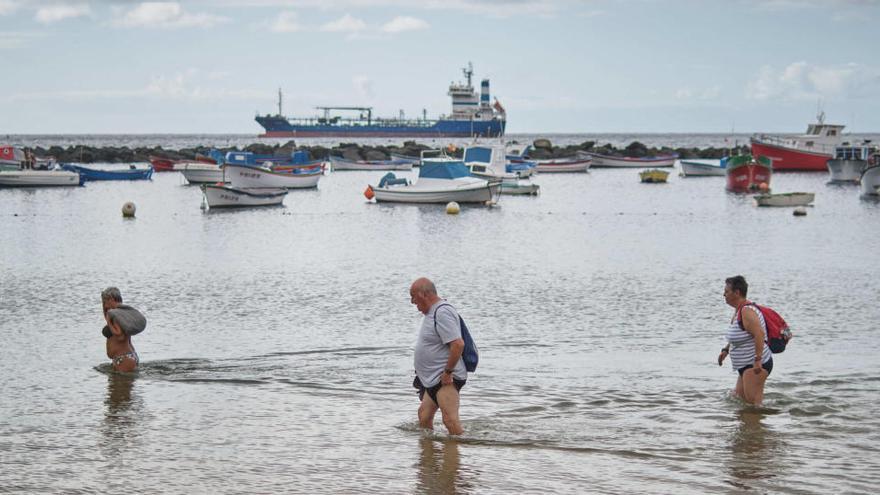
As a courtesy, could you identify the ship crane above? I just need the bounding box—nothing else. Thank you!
[315,106,373,125]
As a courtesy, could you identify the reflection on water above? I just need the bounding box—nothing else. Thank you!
[725,407,785,491]
[416,436,469,495]
[101,370,142,453]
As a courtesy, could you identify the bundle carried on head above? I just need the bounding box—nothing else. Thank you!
[102,304,147,338]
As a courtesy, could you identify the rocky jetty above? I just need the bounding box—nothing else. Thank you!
[26,139,745,164]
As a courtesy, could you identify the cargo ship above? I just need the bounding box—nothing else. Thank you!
[255,63,506,138]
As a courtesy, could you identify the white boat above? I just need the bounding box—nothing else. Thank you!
[827,145,872,184]
[224,163,322,189]
[389,153,421,166]
[201,184,287,208]
[584,151,677,168]
[679,159,726,177]
[175,162,224,184]
[329,156,412,171]
[533,156,591,173]
[366,161,501,204]
[0,168,83,187]
[500,179,540,195]
[754,192,815,207]
[860,158,880,197]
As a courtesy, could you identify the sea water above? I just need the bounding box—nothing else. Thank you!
[1,139,879,493]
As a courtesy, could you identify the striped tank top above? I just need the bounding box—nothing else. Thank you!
[726,305,772,370]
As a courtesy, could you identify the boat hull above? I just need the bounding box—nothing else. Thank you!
[176,163,225,184]
[372,179,500,204]
[329,156,412,171]
[534,157,591,173]
[726,157,772,193]
[148,156,177,172]
[224,164,322,189]
[679,159,725,177]
[587,152,676,168]
[754,192,815,207]
[500,180,540,195]
[750,139,831,171]
[826,159,865,183]
[256,116,506,138]
[63,164,153,181]
[860,165,880,197]
[201,184,287,208]
[0,170,83,187]
[639,169,669,183]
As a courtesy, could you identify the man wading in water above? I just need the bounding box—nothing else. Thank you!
[410,277,467,435]
[102,287,139,372]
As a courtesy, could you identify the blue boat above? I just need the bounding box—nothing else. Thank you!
[255,63,506,138]
[61,164,153,181]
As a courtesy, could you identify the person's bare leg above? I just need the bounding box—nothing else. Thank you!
[734,375,745,400]
[418,394,439,430]
[742,368,769,405]
[436,384,463,435]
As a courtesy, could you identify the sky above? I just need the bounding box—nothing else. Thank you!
[1,0,879,134]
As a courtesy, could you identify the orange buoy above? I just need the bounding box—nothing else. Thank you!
[364,185,375,200]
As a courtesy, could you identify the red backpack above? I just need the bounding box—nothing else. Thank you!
[736,303,792,353]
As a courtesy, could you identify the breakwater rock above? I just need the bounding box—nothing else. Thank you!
[29,139,746,164]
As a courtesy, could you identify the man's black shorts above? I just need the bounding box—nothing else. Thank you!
[413,376,466,405]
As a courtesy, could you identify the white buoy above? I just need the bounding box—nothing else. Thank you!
[446,201,460,215]
[122,201,136,218]
[793,207,807,216]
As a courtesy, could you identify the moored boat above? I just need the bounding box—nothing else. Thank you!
[860,154,880,198]
[224,152,323,189]
[62,163,153,181]
[585,151,677,168]
[639,169,669,183]
[0,168,83,187]
[201,184,287,208]
[679,159,726,177]
[389,153,422,166]
[500,179,540,195]
[329,155,412,171]
[726,155,772,193]
[750,112,844,171]
[175,162,224,185]
[463,144,540,194]
[532,156,591,173]
[754,192,815,207]
[365,161,501,204]
[148,156,178,172]
[827,145,872,184]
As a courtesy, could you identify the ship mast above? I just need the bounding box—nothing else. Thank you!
[277,88,283,116]
[462,62,473,88]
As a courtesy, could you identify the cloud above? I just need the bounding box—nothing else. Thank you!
[270,11,301,32]
[0,0,20,16]
[746,62,880,101]
[352,75,373,98]
[380,15,428,33]
[7,69,265,102]
[320,13,366,32]
[35,4,91,24]
[112,2,229,29]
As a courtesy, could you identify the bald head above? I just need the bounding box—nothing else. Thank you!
[410,277,440,315]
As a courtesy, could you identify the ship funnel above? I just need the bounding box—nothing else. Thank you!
[480,79,490,106]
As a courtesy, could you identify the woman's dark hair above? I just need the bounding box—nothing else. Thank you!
[725,275,748,297]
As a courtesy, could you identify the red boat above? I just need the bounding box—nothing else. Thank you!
[726,155,772,193]
[750,112,844,171]
[148,156,176,172]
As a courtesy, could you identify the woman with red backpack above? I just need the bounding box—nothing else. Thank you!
[717,275,773,406]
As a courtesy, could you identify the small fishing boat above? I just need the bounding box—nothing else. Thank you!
[1,145,26,171]
[0,168,83,187]
[62,163,153,181]
[585,151,677,168]
[532,156,591,173]
[365,161,501,204]
[827,145,872,184]
[750,111,844,171]
[175,162,224,185]
[639,169,669,183]
[500,179,540,195]
[860,154,880,198]
[329,155,412,171]
[201,184,287,208]
[224,152,323,189]
[679,159,726,177]
[464,144,540,194]
[390,153,421,166]
[754,192,815,207]
[505,160,538,177]
[726,155,772,193]
[148,156,178,172]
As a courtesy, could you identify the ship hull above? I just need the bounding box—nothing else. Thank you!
[256,116,505,138]
[750,139,831,172]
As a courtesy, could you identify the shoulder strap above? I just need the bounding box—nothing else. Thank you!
[433,303,457,338]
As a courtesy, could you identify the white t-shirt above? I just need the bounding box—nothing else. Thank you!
[414,301,467,387]
[726,305,772,370]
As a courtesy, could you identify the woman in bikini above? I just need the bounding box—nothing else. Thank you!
[102,287,139,372]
